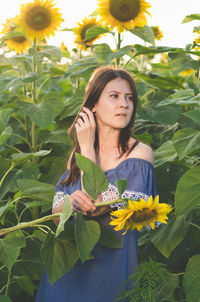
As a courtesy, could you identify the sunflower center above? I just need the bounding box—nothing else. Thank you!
[81,23,96,43]
[11,36,27,43]
[130,208,157,223]
[109,0,140,22]
[26,6,51,30]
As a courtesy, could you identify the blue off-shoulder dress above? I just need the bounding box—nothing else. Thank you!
[36,158,157,302]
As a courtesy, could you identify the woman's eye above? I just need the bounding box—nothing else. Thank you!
[126,96,134,101]
[110,94,118,99]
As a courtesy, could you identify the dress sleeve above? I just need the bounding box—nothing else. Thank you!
[102,158,158,209]
[52,169,70,210]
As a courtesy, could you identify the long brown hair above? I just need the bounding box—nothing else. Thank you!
[61,65,138,186]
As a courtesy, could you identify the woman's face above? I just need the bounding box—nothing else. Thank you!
[92,78,134,130]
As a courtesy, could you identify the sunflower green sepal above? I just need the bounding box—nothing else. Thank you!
[110,195,172,234]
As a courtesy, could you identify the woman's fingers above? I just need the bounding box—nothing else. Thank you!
[70,191,96,214]
[82,107,96,127]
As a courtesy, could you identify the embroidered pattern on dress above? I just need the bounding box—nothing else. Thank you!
[52,191,69,209]
[102,183,149,209]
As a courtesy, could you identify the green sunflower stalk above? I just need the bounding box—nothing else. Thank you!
[109,195,172,234]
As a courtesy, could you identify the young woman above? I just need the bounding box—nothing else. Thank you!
[36,65,157,302]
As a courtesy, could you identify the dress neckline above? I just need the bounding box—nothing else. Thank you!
[104,157,154,173]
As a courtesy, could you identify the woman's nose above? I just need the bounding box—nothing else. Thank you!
[119,95,128,107]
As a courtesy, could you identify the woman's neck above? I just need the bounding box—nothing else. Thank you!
[97,127,120,153]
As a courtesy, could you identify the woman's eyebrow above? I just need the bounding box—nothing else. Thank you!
[107,90,133,95]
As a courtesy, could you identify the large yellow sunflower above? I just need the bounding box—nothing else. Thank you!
[151,25,163,41]
[110,195,172,233]
[74,17,103,50]
[16,0,62,41]
[1,18,31,54]
[97,0,151,32]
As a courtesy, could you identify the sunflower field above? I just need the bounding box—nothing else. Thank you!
[0,0,200,301]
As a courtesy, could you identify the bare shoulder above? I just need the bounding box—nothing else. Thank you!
[128,141,154,165]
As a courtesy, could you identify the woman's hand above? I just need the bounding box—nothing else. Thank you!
[70,190,96,215]
[75,107,96,151]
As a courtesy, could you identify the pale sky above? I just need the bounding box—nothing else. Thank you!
[0,0,199,49]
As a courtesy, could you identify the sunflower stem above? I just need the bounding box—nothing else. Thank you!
[0,163,15,188]
[11,133,32,150]
[116,32,121,66]
[95,198,125,207]
[5,269,11,296]
[22,68,31,143]
[0,213,60,236]
[190,222,200,230]
[31,39,38,155]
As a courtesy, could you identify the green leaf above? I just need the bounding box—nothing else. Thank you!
[129,26,155,45]
[11,149,51,165]
[14,239,44,280]
[59,94,83,119]
[0,170,19,202]
[17,178,55,202]
[183,254,200,302]
[134,44,177,57]
[154,141,178,167]
[99,225,122,249]
[75,213,100,263]
[169,53,200,73]
[172,128,200,160]
[136,72,184,90]
[43,129,70,144]
[175,166,200,216]
[58,78,73,94]
[114,179,127,196]
[183,109,200,124]
[57,219,75,242]
[0,158,11,178]
[21,162,40,179]
[38,45,62,61]
[56,195,73,237]
[0,127,12,145]
[24,200,49,209]
[110,46,133,61]
[65,57,98,78]
[151,215,191,258]
[156,89,195,107]
[18,92,64,128]
[0,296,12,302]
[41,231,79,284]
[0,108,13,133]
[75,153,109,200]
[0,28,26,40]
[85,25,112,40]
[0,72,39,93]
[0,230,26,269]
[182,14,200,23]
[15,275,36,296]
[0,201,15,221]
[95,43,113,64]
[21,72,39,83]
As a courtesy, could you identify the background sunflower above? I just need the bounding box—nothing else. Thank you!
[97,0,151,32]
[16,0,62,41]
[151,25,163,41]
[1,18,31,53]
[74,17,103,50]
